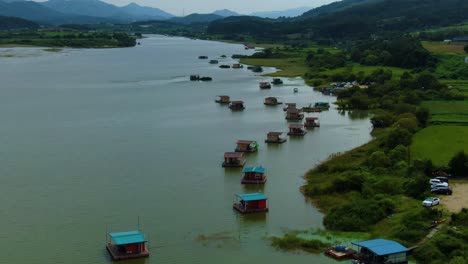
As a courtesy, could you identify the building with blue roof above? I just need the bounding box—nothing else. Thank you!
[352,238,409,264]
[106,230,149,260]
[233,192,268,214]
[242,167,267,184]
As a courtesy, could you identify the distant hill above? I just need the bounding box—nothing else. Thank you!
[208,0,468,40]
[169,13,223,24]
[251,6,312,18]
[121,3,174,20]
[0,15,39,30]
[301,0,382,17]
[212,9,240,17]
[41,0,127,19]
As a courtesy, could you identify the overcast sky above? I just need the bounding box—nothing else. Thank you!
[99,0,337,15]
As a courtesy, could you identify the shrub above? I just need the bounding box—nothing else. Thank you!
[386,128,412,148]
[368,151,391,168]
[448,151,468,177]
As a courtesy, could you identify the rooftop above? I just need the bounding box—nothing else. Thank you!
[352,239,409,256]
[109,230,146,246]
[289,124,304,128]
[237,140,256,144]
[224,152,244,158]
[268,132,283,135]
[243,167,266,174]
[236,192,267,201]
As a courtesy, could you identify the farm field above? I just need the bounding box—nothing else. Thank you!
[421,101,468,124]
[411,125,468,166]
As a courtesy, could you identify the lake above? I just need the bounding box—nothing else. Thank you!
[0,35,372,263]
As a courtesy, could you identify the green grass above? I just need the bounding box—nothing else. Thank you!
[441,80,468,96]
[422,101,468,124]
[411,125,468,165]
[321,64,408,79]
[240,57,309,77]
[434,54,468,80]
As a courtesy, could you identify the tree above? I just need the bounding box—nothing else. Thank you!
[369,151,391,168]
[386,128,412,148]
[448,151,468,177]
[465,44,468,53]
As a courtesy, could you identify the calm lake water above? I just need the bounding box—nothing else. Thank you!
[0,35,372,264]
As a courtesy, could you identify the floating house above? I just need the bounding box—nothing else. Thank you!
[241,167,267,184]
[302,104,322,113]
[271,78,283,85]
[264,97,282,105]
[293,88,298,93]
[199,76,212,81]
[229,101,245,110]
[265,132,287,144]
[304,117,320,128]
[198,55,208,59]
[190,74,200,81]
[352,239,409,264]
[209,60,219,64]
[314,102,330,109]
[233,193,268,214]
[251,66,263,73]
[235,140,258,153]
[106,230,149,261]
[259,82,272,89]
[219,64,231,69]
[288,124,307,136]
[283,103,297,111]
[215,95,230,104]
[232,63,243,69]
[285,109,304,120]
[222,152,246,167]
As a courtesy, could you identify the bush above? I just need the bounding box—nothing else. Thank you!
[271,233,330,253]
[404,173,429,199]
[389,145,408,164]
[368,151,391,168]
[448,151,468,177]
[386,128,412,148]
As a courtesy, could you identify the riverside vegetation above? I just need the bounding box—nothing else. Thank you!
[231,33,468,263]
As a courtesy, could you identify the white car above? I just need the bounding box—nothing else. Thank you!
[431,182,449,188]
[429,179,442,185]
[422,197,440,207]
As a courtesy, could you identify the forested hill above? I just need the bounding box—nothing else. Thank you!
[0,16,39,30]
[207,0,468,40]
[300,0,382,18]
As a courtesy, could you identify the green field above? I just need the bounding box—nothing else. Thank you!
[411,125,468,165]
[240,57,309,77]
[321,64,407,79]
[422,101,468,124]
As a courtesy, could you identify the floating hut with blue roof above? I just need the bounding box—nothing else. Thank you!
[241,167,266,184]
[106,230,149,260]
[233,193,268,214]
[352,238,409,264]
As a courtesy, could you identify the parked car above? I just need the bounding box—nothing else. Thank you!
[434,176,449,183]
[431,182,449,188]
[429,179,442,185]
[431,186,453,195]
[422,197,441,207]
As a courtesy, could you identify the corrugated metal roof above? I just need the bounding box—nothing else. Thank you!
[224,152,243,158]
[236,193,267,201]
[109,230,146,246]
[243,167,266,174]
[352,239,408,256]
[237,140,256,144]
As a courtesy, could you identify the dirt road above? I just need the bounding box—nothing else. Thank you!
[441,182,468,213]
